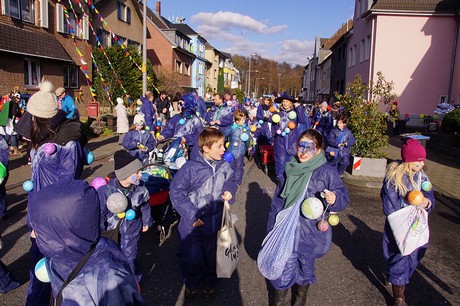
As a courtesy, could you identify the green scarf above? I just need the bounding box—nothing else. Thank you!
[280,153,326,209]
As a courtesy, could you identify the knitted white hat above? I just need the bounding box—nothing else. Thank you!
[133,114,144,125]
[116,97,124,104]
[27,81,58,118]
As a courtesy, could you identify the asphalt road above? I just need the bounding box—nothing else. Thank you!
[0,157,458,305]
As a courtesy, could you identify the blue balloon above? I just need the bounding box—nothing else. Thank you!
[240,133,249,142]
[259,120,264,124]
[179,118,186,125]
[156,121,162,126]
[281,132,286,137]
[23,180,34,192]
[223,152,234,163]
[85,150,94,165]
[125,209,136,221]
[284,128,290,134]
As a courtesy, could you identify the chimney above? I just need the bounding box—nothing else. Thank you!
[156,1,161,16]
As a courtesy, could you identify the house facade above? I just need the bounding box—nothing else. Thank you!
[347,0,460,115]
[173,23,208,97]
[143,2,193,93]
[0,0,92,115]
[93,0,144,50]
[205,43,227,98]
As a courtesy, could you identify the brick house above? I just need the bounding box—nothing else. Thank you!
[142,1,194,93]
[0,0,92,116]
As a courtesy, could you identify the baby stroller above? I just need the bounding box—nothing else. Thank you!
[140,163,175,245]
[150,137,189,172]
[142,138,189,244]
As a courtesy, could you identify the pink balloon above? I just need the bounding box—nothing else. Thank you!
[91,177,107,190]
[43,143,56,155]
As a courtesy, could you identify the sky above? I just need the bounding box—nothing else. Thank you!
[147,0,356,66]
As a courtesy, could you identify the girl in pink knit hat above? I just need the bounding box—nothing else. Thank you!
[381,139,434,306]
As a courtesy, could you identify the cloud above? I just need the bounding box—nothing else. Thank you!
[271,39,316,66]
[191,11,287,35]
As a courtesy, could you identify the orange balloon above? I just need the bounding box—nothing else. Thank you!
[407,190,424,206]
[330,151,335,156]
[250,125,257,132]
[269,106,275,113]
[288,121,296,129]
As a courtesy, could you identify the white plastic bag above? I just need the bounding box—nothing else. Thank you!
[387,205,429,256]
[216,201,239,278]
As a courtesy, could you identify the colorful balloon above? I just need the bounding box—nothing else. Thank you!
[125,209,136,221]
[107,193,128,214]
[85,150,94,165]
[223,152,234,163]
[43,143,56,155]
[35,258,50,283]
[301,197,324,219]
[240,133,249,142]
[272,114,281,123]
[179,118,186,125]
[0,162,6,179]
[23,180,34,192]
[91,177,107,190]
[421,181,432,192]
[288,111,297,120]
[288,121,296,129]
[250,125,257,132]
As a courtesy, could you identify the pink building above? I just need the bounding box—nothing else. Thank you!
[347,0,460,116]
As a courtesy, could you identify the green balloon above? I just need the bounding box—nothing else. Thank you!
[0,162,6,179]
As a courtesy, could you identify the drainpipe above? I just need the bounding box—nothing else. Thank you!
[447,13,459,104]
[368,16,376,101]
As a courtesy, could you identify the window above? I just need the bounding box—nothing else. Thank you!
[365,35,371,61]
[176,61,182,74]
[117,2,131,24]
[352,45,357,66]
[440,95,447,103]
[214,69,217,79]
[348,47,353,67]
[184,63,190,76]
[64,65,79,89]
[2,0,35,23]
[40,0,48,28]
[198,62,204,75]
[24,58,40,86]
[198,43,204,53]
[359,39,365,63]
[64,12,77,35]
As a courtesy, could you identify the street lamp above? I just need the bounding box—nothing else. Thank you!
[255,77,265,98]
[248,53,256,98]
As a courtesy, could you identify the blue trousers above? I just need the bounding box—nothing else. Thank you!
[231,155,245,185]
[177,230,218,290]
[26,238,51,306]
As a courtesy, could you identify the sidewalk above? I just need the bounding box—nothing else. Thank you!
[343,136,460,201]
[6,135,121,190]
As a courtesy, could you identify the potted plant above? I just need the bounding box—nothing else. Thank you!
[335,72,396,177]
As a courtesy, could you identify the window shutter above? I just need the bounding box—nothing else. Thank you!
[81,16,89,40]
[40,0,49,28]
[1,0,9,15]
[56,3,64,33]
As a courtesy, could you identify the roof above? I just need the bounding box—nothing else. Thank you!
[220,51,231,59]
[0,23,73,62]
[370,0,460,14]
[173,23,197,35]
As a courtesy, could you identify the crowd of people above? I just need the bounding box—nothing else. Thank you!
[0,83,435,306]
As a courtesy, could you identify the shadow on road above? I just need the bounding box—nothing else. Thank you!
[244,182,272,260]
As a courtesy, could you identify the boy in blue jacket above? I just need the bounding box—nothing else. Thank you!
[205,93,234,135]
[227,110,250,185]
[97,150,152,282]
[326,115,356,176]
[170,128,238,302]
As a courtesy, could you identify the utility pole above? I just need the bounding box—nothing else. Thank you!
[278,73,282,93]
[142,0,147,96]
[248,53,256,98]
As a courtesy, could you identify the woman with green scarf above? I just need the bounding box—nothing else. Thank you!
[266,129,349,305]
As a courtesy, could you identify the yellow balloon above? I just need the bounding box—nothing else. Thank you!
[136,99,142,105]
[272,114,281,123]
[225,142,229,148]
[250,125,257,132]
[117,212,126,219]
